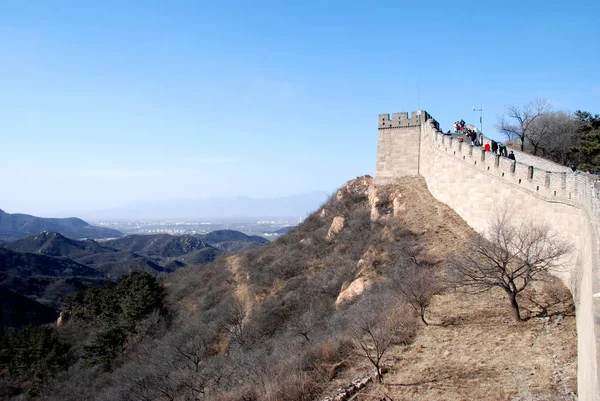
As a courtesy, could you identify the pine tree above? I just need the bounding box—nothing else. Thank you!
[572,110,600,171]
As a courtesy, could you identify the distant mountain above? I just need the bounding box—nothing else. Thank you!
[199,229,265,243]
[0,209,123,241]
[6,231,113,258]
[0,229,269,325]
[197,229,269,252]
[4,232,173,279]
[103,234,213,259]
[80,192,329,219]
[272,226,296,234]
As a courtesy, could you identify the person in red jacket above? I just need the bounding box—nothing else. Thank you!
[484,143,491,152]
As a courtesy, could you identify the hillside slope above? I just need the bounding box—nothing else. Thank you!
[0,285,58,328]
[103,234,212,258]
[5,231,113,258]
[21,176,576,401]
[0,247,106,310]
[197,229,269,252]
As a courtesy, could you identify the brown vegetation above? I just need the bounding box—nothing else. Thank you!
[4,176,576,401]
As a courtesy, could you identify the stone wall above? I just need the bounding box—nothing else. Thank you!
[375,121,421,181]
[478,136,573,173]
[375,111,600,401]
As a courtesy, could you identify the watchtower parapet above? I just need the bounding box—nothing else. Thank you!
[376,110,428,182]
[378,111,428,129]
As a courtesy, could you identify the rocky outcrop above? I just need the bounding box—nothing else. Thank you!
[368,187,380,221]
[327,216,345,241]
[335,276,371,308]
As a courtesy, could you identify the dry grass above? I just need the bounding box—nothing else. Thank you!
[326,280,576,401]
[320,177,577,401]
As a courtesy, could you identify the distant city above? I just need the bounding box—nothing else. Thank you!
[90,218,300,238]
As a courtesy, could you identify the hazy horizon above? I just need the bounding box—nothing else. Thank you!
[2,1,599,216]
[0,190,331,219]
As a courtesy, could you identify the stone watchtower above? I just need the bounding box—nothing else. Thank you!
[375,111,430,184]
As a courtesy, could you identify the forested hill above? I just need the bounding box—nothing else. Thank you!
[0,209,123,241]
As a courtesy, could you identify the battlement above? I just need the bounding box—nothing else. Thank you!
[429,128,590,204]
[378,111,428,129]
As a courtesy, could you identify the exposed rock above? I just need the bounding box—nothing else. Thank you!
[299,238,313,246]
[393,195,405,215]
[343,175,373,196]
[369,187,380,221]
[355,246,378,276]
[327,216,345,241]
[320,375,373,401]
[335,276,371,308]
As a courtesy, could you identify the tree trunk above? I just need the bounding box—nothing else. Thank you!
[420,308,429,326]
[508,291,522,321]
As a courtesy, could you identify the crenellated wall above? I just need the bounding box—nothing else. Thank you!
[375,111,600,401]
[378,111,425,128]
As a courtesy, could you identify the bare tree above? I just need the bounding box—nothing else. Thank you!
[223,299,249,346]
[496,98,550,151]
[349,297,412,383]
[391,245,440,325]
[287,304,324,343]
[449,211,572,321]
[527,111,579,163]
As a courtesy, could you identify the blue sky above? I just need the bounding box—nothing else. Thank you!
[1,0,599,216]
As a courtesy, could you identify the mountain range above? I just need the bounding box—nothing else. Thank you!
[1,229,269,328]
[0,209,123,242]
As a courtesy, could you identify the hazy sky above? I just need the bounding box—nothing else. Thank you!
[1,0,599,216]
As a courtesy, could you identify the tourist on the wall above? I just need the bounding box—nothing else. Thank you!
[470,130,477,146]
[498,143,508,157]
[508,151,516,161]
[484,143,491,152]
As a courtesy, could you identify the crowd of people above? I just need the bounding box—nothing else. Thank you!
[453,120,466,133]
[451,119,514,161]
[448,119,600,201]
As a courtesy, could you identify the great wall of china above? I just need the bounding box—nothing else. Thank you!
[375,111,600,401]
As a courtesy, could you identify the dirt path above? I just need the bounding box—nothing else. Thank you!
[225,254,255,316]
